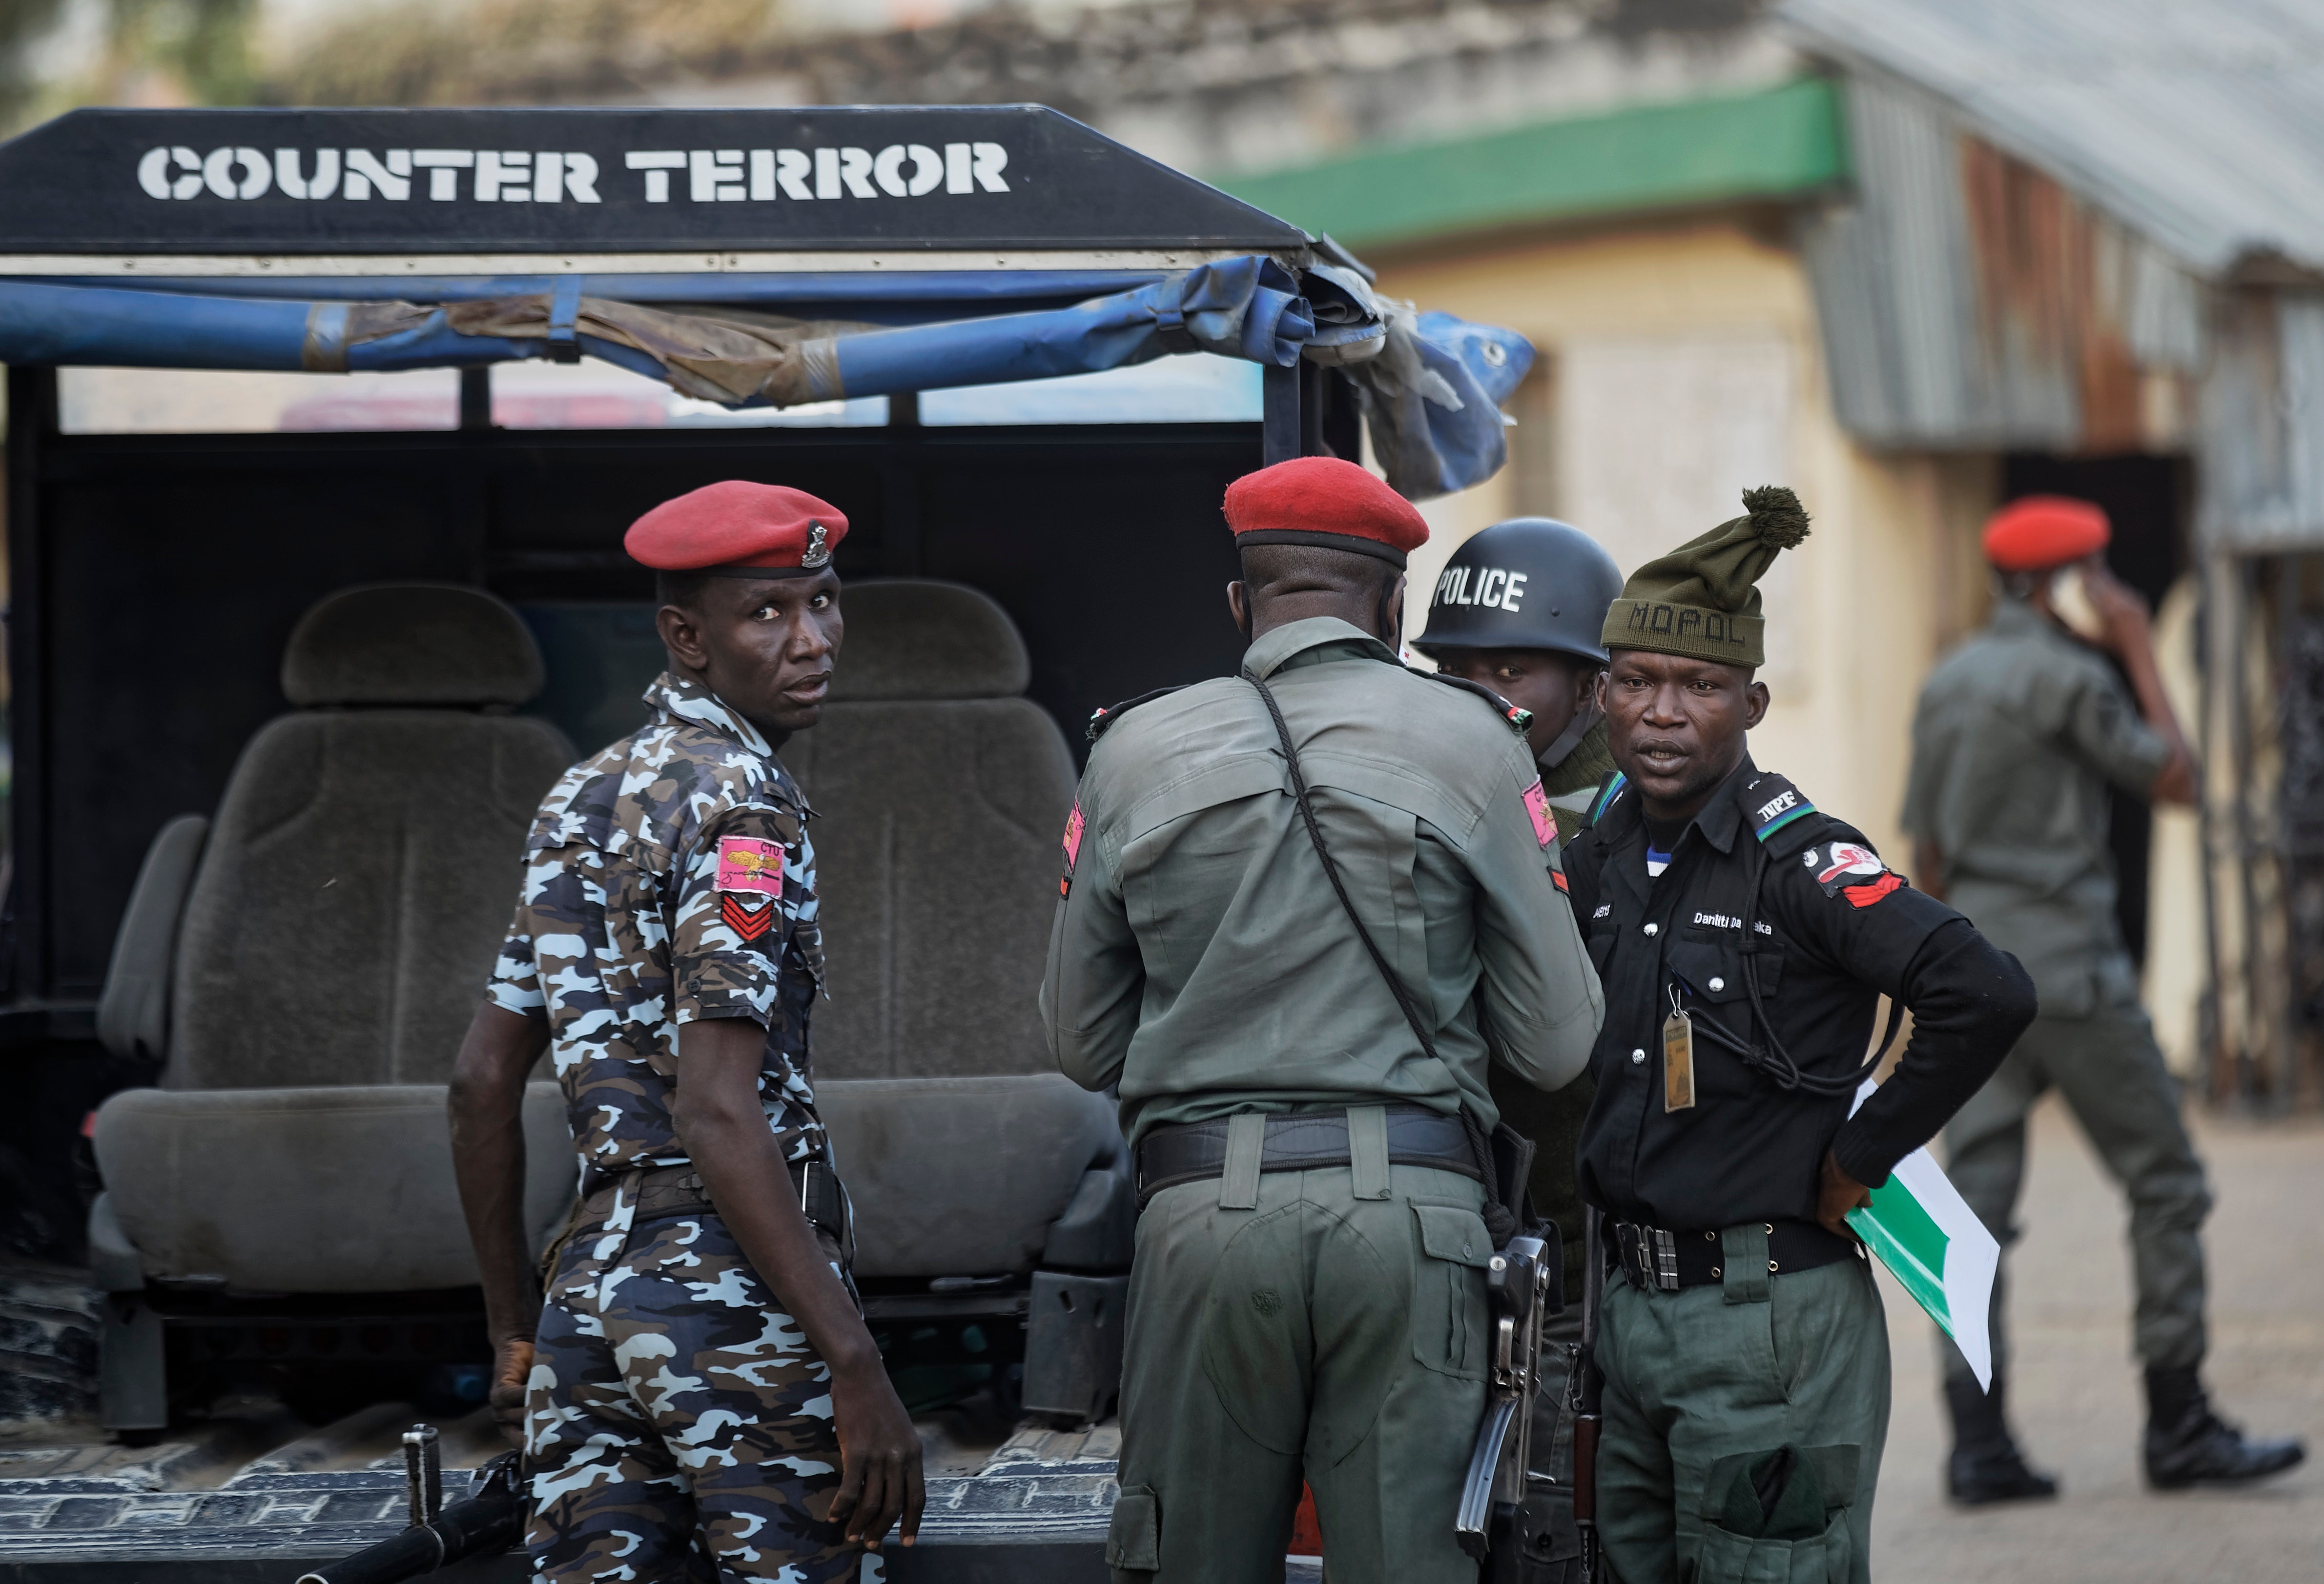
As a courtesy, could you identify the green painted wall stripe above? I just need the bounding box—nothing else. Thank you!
[1214,77,1849,250]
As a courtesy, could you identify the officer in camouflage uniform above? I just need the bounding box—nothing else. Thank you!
[448,481,921,1584]
[1411,517,1625,1582]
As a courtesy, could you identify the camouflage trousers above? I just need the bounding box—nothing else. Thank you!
[526,1189,876,1584]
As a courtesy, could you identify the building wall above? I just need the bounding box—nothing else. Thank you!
[1379,217,1995,871]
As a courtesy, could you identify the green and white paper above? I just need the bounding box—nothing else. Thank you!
[1847,1079,1998,1391]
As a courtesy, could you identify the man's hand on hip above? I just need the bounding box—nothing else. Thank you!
[1818,1149,1873,1240]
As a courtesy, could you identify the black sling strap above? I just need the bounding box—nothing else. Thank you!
[1242,668,1530,1244]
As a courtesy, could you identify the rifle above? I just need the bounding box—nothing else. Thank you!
[1455,1227,1565,1581]
[1572,1210,1605,1582]
[295,1425,524,1584]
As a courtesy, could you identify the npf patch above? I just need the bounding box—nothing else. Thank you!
[1522,780,1558,848]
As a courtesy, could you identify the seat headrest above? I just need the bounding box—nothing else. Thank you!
[828,580,1030,702]
[283,584,545,708]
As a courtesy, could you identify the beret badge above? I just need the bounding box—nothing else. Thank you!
[801,523,832,569]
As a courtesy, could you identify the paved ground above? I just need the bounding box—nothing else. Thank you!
[1873,1096,2323,1582]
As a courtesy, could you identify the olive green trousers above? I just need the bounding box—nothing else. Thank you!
[1594,1235,1889,1584]
[1107,1144,1492,1584]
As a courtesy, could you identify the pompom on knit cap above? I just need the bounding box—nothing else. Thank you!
[1742,484,1811,550]
[1600,485,1812,669]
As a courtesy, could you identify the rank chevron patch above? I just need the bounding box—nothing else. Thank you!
[721,894,774,942]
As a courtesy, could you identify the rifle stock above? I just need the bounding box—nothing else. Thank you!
[295,1448,523,1584]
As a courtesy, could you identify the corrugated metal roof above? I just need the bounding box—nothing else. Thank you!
[1777,0,2324,280]
[1799,70,2210,453]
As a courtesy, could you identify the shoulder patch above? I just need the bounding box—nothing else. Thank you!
[1797,839,1908,908]
[1413,668,1534,736]
[716,834,783,897]
[715,835,782,944]
[1087,684,1189,743]
[1059,801,1085,898]
[1740,772,1819,853]
[1522,779,1559,849]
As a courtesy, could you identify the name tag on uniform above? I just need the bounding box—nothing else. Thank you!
[1662,1004,1696,1113]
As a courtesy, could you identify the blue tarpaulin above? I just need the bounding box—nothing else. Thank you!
[0,256,1531,497]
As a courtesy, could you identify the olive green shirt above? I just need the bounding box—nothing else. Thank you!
[1901,596,2172,1018]
[1041,616,1603,1145]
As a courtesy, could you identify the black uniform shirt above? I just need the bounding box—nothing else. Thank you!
[1566,757,2036,1232]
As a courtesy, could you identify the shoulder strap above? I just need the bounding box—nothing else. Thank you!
[1580,770,1628,833]
[1409,668,1534,737]
[1242,669,1517,1242]
[1087,684,1189,743]
[1739,770,1820,854]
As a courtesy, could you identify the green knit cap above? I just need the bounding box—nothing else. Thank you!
[1601,486,1810,667]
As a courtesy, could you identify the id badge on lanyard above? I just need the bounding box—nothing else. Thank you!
[1662,985,1696,1113]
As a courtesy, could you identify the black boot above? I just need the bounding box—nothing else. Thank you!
[2143,1365,2306,1489]
[1944,1376,2058,1505]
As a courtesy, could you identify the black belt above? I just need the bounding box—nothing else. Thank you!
[1135,1104,1481,1208]
[586,1159,848,1244]
[1610,1217,1856,1292]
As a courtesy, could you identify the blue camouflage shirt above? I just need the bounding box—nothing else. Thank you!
[488,672,825,1178]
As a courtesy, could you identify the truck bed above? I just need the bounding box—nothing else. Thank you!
[3,1371,1115,1583]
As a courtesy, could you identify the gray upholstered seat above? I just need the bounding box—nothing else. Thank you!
[782,581,1123,1281]
[89,584,577,1298]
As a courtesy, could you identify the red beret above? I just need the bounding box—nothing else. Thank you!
[1223,456,1429,568]
[1983,495,2109,572]
[625,481,848,577]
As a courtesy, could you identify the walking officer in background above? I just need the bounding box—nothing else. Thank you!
[1563,487,2037,1584]
[1410,515,1625,1576]
[1903,495,2304,1501]
[447,481,922,1583]
[1042,456,1603,1584]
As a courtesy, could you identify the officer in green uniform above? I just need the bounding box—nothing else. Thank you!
[1903,495,2305,1500]
[1411,515,1625,1580]
[1562,487,2037,1584]
[1041,456,1603,1584]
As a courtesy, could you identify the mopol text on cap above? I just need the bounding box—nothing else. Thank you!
[625,480,850,577]
[1981,495,2110,573]
[1223,455,1429,569]
[1601,486,1810,670]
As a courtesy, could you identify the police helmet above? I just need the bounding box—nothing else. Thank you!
[1412,517,1624,665]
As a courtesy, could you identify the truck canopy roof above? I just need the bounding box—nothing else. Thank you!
[0,105,1533,498]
